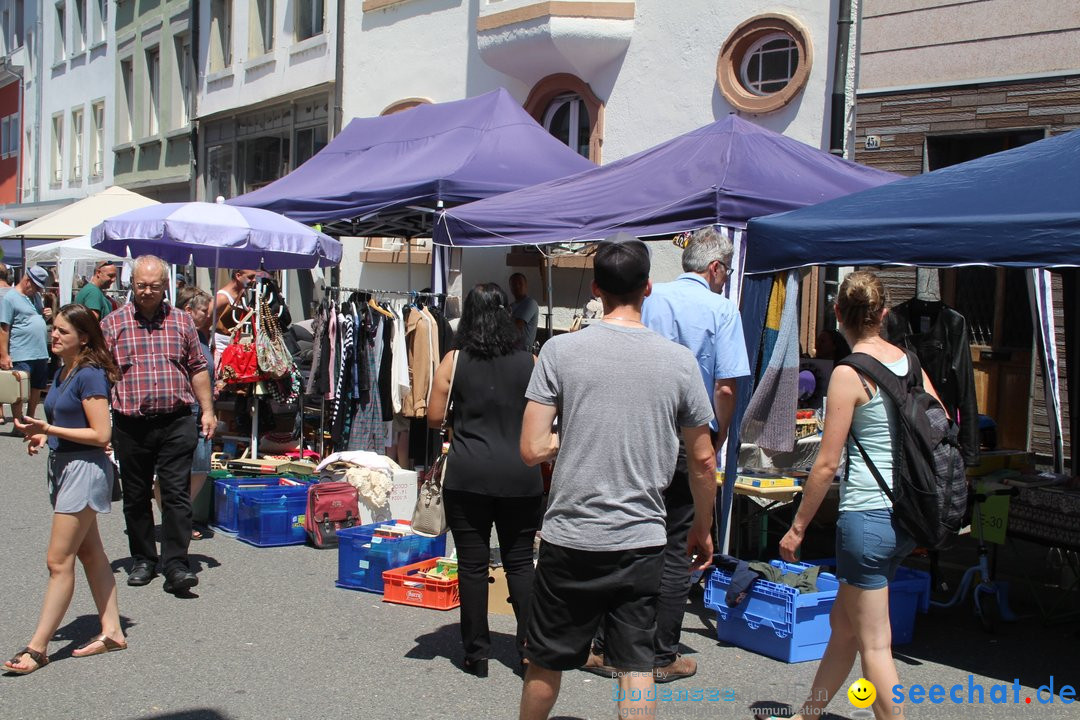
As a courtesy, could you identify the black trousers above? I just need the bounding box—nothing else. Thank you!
[443,489,544,665]
[113,411,198,573]
[595,444,697,666]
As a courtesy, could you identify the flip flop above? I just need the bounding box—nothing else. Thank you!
[4,647,49,674]
[72,635,127,658]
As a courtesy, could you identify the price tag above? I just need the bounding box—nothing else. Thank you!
[975,480,1010,544]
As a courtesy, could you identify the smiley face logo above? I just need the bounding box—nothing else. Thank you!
[847,678,876,708]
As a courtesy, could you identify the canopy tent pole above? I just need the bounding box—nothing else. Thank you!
[251,276,263,459]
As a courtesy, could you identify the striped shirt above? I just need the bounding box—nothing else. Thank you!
[101,301,208,417]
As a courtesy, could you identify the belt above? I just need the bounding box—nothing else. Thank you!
[114,408,192,424]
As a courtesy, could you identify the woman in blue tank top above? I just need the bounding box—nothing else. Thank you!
[776,272,944,720]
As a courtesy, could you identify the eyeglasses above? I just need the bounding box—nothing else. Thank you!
[135,282,164,292]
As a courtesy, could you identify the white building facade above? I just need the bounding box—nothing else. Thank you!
[195,0,338,202]
[34,0,114,204]
[340,0,847,327]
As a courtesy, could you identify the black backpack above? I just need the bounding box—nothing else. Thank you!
[840,350,968,550]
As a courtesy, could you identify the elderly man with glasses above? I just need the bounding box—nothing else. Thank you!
[101,255,216,594]
[75,261,118,320]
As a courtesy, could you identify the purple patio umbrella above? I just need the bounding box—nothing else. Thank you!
[91,201,342,270]
[91,201,341,458]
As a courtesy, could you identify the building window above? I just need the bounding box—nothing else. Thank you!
[294,125,327,167]
[119,57,134,142]
[70,107,83,179]
[542,94,590,159]
[145,46,160,136]
[90,101,104,176]
[92,0,106,44]
[54,1,66,63]
[206,143,234,200]
[524,74,603,163]
[296,0,323,41]
[51,113,63,184]
[241,135,289,192]
[5,0,24,50]
[250,0,273,56]
[0,113,16,158]
[210,0,232,71]
[174,35,192,127]
[740,34,798,96]
[717,14,812,114]
[73,0,87,53]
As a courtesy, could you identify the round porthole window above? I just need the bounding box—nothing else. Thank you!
[717,15,812,113]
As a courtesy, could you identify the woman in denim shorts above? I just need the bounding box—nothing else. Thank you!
[777,271,944,720]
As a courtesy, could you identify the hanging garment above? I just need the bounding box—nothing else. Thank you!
[390,300,410,414]
[348,315,390,452]
[403,306,436,417]
[884,299,980,466]
[329,308,355,447]
[305,304,326,395]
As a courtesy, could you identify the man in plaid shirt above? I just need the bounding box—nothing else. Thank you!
[102,255,216,594]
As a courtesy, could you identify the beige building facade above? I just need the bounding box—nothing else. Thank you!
[852,0,1080,461]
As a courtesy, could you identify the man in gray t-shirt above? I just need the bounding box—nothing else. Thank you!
[519,237,716,720]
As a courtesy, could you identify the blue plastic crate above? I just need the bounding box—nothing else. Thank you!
[704,560,839,663]
[237,485,311,547]
[336,520,446,593]
[889,566,931,645]
[212,477,309,534]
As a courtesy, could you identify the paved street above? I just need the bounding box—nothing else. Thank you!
[0,428,1076,719]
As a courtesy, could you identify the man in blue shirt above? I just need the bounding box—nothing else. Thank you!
[0,266,52,422]
[587,226,750,682]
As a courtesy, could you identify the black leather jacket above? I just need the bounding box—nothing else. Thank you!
[885,299,980,466]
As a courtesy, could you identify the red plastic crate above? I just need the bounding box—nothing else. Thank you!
[382,558,460,611]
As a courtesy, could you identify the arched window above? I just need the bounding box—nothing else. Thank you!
[542,93,591,158]
[525,74,603,163]
[380,97,432,116]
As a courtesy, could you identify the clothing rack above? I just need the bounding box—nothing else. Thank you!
[325,286,446,299]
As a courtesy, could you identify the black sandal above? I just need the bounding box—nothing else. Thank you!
[4,647,49,675]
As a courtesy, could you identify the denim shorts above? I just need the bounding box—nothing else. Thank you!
[836,508,916,590]
[13,358,50,390]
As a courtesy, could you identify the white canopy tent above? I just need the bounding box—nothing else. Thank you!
[25,235,126,305]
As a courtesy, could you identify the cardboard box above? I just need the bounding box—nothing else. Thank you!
[356,469,419,525]
[488,566,514,616]
[966,450,1033,477]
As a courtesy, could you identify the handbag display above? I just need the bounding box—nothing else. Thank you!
[411,350,459,538]
[303,481,361,549]
[218,310,266,386]
[0,369,29,405]
[256,298,293,380]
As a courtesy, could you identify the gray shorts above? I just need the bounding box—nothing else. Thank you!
[49,450,113,514]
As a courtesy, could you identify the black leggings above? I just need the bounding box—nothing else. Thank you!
[443,489,544,664]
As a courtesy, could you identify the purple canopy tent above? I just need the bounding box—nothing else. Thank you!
[433,115,895,246]
[432,115,898,553]
[228,88,595,240]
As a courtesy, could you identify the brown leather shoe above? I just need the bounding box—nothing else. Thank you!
[653,654,697,683]
[579,651,618,678]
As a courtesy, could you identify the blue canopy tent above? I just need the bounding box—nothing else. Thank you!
[229,88,595,239]
[748,128,1080,470]
[432,114,898,552]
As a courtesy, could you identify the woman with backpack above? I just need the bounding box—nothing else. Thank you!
[776,271,944,720]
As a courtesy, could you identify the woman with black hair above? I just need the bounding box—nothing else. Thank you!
[428,282,544,678]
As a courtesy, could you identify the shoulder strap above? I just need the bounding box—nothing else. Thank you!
[441,350,459,432]
[839,351,913,407]
[848,431,896,503]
